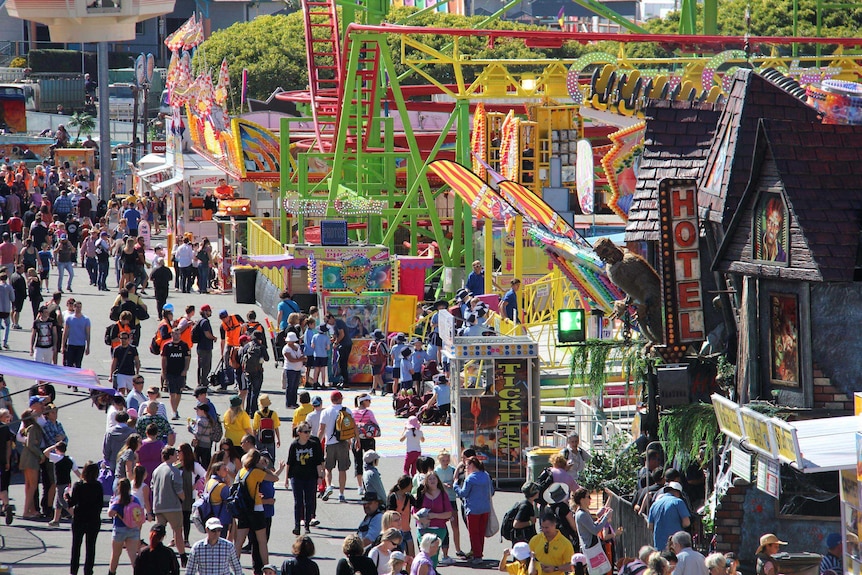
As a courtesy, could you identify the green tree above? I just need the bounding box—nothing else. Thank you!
[67,112,95,143]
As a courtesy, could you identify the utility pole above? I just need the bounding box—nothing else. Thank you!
[97,41,112,201]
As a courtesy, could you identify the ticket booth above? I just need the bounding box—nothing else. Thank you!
[442,310,540,484]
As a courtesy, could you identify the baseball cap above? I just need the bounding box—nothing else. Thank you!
[827,533,842,549]
[390,551,407,562]
[238,334,251,345]
[311,396,322,407]
[512,542,531,561]
[330,390,342,402]
[162,303,174,312]
[150,523,167,535]
[666,481,684,493]
[29,395,48,406]
[200,304,211,312]
[219,309,228,317]
[205,517,223,531]
[363,450,380,464]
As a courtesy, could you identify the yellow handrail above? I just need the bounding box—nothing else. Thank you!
[247,218,285,291]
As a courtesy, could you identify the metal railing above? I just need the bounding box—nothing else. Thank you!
[246,217,285,292]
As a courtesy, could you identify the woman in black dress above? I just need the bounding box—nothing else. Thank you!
[67,461,105,575]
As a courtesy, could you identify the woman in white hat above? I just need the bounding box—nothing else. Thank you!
[353,393,381,497]
[755,534,787,575]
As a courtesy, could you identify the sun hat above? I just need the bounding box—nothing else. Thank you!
[757,534,788,553]
[543,482,570,505]
[406,415,421,429]
[258,394,272,407]
[229,395,242,408]
[286,332,299,342]
[372,328,385,340]
[364,450,380,464]
[572,553,588,565]
[512,542,531,561]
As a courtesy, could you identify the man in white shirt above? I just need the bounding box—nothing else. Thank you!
[306,396,324,439]
[318,391,353,503]
[126,376,147,412]
[173,237,195,293]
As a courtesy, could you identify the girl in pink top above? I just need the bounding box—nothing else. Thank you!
[353,394,381,495]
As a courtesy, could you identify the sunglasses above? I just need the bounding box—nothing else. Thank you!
[298,429,310,434]
[119,335,129,339]
[544,542,550,554]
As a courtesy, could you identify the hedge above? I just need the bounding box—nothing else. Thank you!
[28,50,136,76]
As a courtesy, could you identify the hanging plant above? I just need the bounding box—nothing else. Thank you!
[658,402,721,469]
[567,339,643,400]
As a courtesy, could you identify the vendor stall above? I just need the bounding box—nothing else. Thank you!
[441,310,540,484]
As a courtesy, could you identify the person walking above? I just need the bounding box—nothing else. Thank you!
[161,327,191,421]
[95,231,111,291]
[252,394,281,462]
[151,446,187,566]
[353,394,380,495]
[185,517,243,575]
[67,461,105,575]
[10,263,26,330]
[187,403,218,470]
[110,331,141,396]
[149,256,172,317]
[415,471,453,566]
[319,390,353,503]
[195,305,217,388]
[218,309,245,391]
[0,273,14,349]
[240,332,269,415]
[107,478,143,575]
[134,524,179,575]
[282,331,305,408]
[285,420,324,535]
[222,395,253,460]
[454,456,494,564]
[233,449,281,571]
[175,443,206,546]
[61,300,90,368]
[31,304,59,364]
[54,236,75,292]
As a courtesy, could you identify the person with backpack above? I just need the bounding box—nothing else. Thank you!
[107,310,133,350]
[107,477,144,575]
[367,329,389,396]
[240,332,269,415]
[276,290,301,330]
[252,394,281,461]
[194,305,217,388]
[219,309,245,391]
[318,390,355,503]
[285,420,324,535]
[188,402,219,470]
[232,449,282,572]
[353,394,381,496]
[502,481,540,545]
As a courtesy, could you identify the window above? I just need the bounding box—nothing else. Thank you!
[778,466,839,518]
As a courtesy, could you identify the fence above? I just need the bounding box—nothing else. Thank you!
[606,490,654,559]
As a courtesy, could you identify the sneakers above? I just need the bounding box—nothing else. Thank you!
[292,526,301,535]
[358,487,365,498]
[180,554,188,568]
[171,412,180,420]
[309,518,320,526]
[338,494,346,503]
[47,520,59,527]
[440,557,456,566]
[322,486,333,501]
[470,557,484,566]
[455,551,468,559]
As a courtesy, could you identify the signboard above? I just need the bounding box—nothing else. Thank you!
[293,245,392,295]
[320,220,348,246]
[557,308,586,344]
[740,407,774,457]
[658,179,705,359]
[657,365,690,407]
[731,444,752,482]
[771,419,802,466]
[712,393,744,442]
[151,141,166,154]
[756,454,781,498]
[459,358,530,476]
[438,310,456,352]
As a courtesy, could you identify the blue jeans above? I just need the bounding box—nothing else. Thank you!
[284,369,301,407]
[197,265,209,293]
[0,315,10,346]
[97,260,108,290]
[57,261,74,290]
[85,257,97,284]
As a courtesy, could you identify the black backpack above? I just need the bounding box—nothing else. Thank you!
[191,321,203,344]
[535,466,554,500]
[241,341,264,373]
[500,500,522,542]
[225,471,254,519]
[104,324,115,346]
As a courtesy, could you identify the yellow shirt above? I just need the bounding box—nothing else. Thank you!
[238,467,266,507]
[205,477,226,504]
[252,408,281,432]
[506,560,531,575]
[223,408,252,446]
[292,404,313,427]
[529,532,574,573]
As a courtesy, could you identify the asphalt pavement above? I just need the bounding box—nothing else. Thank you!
[0,258,524,574]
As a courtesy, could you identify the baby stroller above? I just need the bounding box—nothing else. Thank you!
[418,402,450,426]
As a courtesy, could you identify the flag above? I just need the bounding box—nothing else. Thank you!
[557,6,565,29]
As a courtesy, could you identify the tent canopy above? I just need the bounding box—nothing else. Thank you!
[0,355,115,395]
[792,416,856,473]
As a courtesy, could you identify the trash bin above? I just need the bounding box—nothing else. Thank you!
[233,267,257,304]
[526,447,559,483]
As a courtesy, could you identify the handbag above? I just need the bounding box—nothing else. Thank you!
[484,473,499,537]
[584,534,612,575]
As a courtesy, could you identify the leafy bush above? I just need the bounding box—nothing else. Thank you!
[579,433,641,497]
[9,57,27,68]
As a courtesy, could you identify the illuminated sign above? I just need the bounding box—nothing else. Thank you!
[658,179,705,360]
[558,309,586,343]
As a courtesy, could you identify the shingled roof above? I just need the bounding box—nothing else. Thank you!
[624,100,722,242]
[697,69,820,228]
[715,119,862,283]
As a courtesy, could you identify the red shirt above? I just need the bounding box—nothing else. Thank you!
[6,217,23,234]
[0,242,16,265]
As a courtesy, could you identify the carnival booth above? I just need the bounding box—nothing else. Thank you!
[438,310,540,484]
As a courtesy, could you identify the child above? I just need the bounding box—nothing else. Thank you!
[389,333,408,396]
[387,476,416,557]
[38,243,53,292]
[435,449,462,560]
[252,394,281,460]
[412,456,435,498]
[400,416,424,475]
[362,450,386,502]
[388,550,408,575]
[303,317,316,388]
[398,347,414,394]
[499,542,534,575]
[46,440,81,527]
[309,324,331,388]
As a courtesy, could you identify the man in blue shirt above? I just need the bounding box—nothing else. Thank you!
[52,190,73,221]
[646,481,691,549]
[500,278,522,324]
[61,301,90,368]
[276,290,300,330]
[123,204,141,236]
[465,260,485,296]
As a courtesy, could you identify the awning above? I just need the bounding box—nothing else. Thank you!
[0,355,116,395]
[236,254,308,269]
[152,175,184,191]
[791,416,856,473]
[137,163,172,180]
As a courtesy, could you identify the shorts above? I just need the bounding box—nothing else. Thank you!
[449,499,458,517]
[399,380,413,391]
[55,484,71,510]
[392,367,401,379]
[33,346,54,364]
[0,466,10,492]
[313,356,328,368]
[401,529,414,543]
[39,270,49,280]
[305,356,314,368]
[237,373,250,391]
[412,373,422,383]
[237,509,266,531]
[324,439,351,471]
[13,298,25,313]
[128,228,139,237]
[372,363,383,375]
[164,374,185,395]
[114,374,135,391]
[156,510,183,532]
[112,523,141,542]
